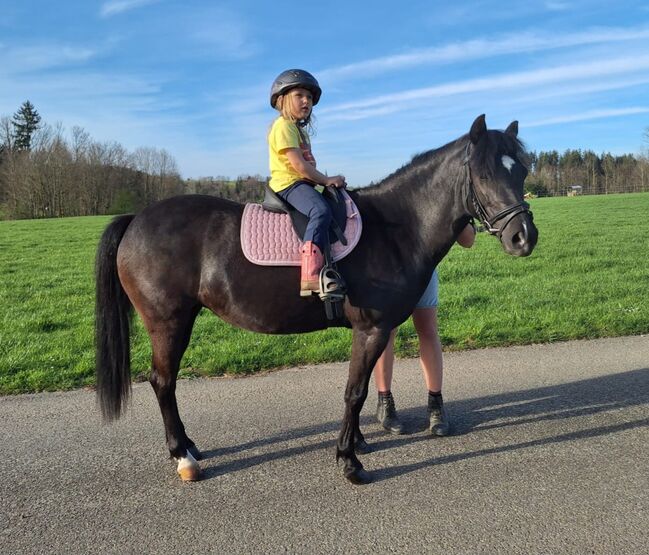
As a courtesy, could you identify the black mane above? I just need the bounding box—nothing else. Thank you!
[357,128,528,191]
[360,137,464,192]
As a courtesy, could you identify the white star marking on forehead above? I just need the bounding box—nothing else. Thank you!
[502,155,516,173]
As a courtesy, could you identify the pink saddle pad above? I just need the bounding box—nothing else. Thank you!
[240,189,362,266]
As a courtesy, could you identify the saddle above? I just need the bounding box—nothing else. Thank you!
[240,185,362,267]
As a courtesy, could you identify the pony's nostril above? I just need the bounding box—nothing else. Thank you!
[513,231,526,247]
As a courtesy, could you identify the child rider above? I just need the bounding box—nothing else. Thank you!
[268,69,346,296]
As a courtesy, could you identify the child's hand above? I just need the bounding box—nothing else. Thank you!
[325,175,346,188]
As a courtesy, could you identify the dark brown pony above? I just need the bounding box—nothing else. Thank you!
[95,115,538,484]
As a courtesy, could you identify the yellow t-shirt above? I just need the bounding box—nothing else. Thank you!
[268,117,316,192]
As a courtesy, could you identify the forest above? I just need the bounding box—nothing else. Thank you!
[1,101,648,220]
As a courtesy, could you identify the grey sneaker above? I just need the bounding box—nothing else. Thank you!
[376,392,406,435]
[428,393,451,436]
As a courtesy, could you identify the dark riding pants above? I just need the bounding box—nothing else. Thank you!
[277,180,332,252]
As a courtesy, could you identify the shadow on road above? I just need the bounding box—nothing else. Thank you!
[200,367,649,481]
[369,415,649,483]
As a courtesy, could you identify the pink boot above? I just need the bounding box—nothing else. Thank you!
[300,241,324,296]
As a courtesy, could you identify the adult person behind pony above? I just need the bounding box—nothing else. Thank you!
[373,223,476,437]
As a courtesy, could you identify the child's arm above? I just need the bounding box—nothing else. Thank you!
[284,149,346,188]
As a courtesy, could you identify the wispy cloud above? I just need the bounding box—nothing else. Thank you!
[319,25,649,82]
[322,55,649,121]
[0,43,97,74]
[189,9,258,60]
[527,107,649,127]
[545,1,572,11]
[100,0,161,18]
[512,75,649,108]
[1,70,163,110]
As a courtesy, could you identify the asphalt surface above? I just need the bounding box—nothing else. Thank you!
[1,335,648,554]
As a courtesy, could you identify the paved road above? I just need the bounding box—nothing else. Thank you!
[1,336,648,554]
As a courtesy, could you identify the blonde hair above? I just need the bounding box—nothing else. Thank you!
[275,91,317,137]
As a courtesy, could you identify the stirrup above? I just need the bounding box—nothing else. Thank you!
[318,245,346,320]
[318,265,346,303]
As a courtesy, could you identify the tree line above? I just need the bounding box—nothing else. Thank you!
[1,101,648,220]
[0,101,266,220]
[524,148,649,197]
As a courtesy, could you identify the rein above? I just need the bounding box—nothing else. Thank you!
[462,142,532,238]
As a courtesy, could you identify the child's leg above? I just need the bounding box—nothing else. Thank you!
[277,181,332,250]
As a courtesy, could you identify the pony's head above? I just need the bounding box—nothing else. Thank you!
[465,114,538,256]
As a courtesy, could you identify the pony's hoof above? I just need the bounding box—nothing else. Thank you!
[345,467,372,485]
[178,465,201,482]
[176,452,201,481]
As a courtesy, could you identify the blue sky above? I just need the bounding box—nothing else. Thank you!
[2,0,649,185]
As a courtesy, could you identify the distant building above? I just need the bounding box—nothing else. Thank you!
[567,185,583,196]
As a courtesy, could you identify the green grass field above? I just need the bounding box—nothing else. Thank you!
[1,193,648,394]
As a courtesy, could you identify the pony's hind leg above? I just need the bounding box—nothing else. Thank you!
[145,305,202,481]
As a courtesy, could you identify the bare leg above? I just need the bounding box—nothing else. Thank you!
[413,307,450,435]
[373,329,397,391]
[412,307,443,392]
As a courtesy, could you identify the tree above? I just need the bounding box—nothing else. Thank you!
[582,150,602,194]
[12,100,41,151]
[535,150,560,193]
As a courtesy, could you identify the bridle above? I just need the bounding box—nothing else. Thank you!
[462,142,532,239]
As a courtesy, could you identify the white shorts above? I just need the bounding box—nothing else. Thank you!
[415,269,439,308]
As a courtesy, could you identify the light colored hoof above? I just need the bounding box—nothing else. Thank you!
[176,452,201,482]
[178,465,201,481]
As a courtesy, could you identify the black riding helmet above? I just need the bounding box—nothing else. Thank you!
[270,69,322,109]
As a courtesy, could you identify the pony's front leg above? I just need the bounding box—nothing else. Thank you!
[337,327,390,485]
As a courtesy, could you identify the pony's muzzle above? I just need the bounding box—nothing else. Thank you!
[501,215,538,257]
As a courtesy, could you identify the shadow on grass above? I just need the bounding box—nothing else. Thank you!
[199,367,649,481]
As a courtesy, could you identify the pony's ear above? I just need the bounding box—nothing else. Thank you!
[470,114,487,144]
[505,120,519,137]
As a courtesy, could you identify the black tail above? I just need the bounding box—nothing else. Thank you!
[95,214,136,421]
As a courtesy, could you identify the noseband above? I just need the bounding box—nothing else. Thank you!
[462,142,532,239]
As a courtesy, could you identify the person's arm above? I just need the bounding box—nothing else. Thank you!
[456,222,476,248]
[284,148,346,188]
